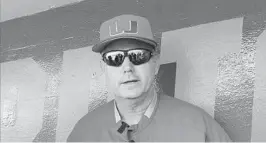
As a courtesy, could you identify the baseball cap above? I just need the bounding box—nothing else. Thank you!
[92,14,157,53]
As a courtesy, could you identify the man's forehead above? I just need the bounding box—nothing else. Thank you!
[102,39,154,53]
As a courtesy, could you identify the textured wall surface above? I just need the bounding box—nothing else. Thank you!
[162,15,265,141]
[1,0,266,142]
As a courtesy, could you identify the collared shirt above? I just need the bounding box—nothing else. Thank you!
[114,92,157,123]
[67,93,232,142]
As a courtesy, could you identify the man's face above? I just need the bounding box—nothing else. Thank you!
[102,39,159,99]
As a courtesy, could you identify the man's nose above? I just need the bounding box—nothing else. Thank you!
[122,57,134,73]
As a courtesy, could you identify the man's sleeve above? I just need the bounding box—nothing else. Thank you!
[66,121,82,142]
[202,110,232,142]
[66,117,92,142]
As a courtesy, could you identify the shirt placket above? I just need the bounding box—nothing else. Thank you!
[127,125,137,142]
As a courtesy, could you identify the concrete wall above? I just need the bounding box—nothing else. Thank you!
[1,0,266,142]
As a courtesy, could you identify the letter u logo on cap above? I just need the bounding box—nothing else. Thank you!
[109,21,138,36]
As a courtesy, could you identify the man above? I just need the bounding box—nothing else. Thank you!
[67,14,232,142]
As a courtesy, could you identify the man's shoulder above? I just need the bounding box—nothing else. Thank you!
[157,94,211,131]
[71,100,114,130]
[67,100,115,142]
[158,94,208,120]
[157,94,232,142]
[77,100,115,125]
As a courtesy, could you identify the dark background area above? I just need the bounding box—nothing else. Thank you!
[1,0,265,63]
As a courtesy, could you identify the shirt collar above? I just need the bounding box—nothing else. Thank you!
[114,91,158,123]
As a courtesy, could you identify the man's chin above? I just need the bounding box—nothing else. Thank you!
[117,92,142,100]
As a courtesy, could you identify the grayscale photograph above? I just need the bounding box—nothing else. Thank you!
[1,0,266,142]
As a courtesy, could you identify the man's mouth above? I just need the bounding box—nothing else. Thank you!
[122,80,139,84]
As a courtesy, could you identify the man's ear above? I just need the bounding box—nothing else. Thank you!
[153,53,161,75]
[155,62,160,75]
[153,42,161,75]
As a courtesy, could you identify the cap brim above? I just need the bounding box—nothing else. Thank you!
[92,36,157,53]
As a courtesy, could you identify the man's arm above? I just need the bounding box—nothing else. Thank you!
[66,117,95,142]
[67,121,83,142]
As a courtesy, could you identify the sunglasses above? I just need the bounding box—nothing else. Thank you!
[102,48,154,67]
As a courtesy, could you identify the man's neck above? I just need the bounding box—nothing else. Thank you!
[115,88,155,125]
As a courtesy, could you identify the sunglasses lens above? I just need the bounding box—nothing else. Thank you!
[103,51,125,67]
[103,49,152,67]
[128,49,152,65]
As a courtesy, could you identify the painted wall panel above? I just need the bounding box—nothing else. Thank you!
[251,30,266,142]
[1,58,45,141]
